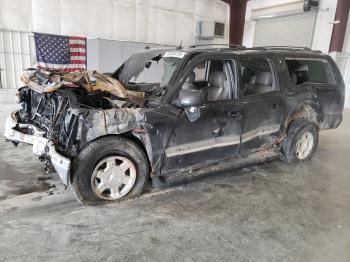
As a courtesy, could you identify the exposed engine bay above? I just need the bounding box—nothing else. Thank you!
[16,68,160,157]
[13,48,184,162]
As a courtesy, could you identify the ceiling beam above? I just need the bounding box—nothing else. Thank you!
[329,0,350,52]
[221,0,248,45]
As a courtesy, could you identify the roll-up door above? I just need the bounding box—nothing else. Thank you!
[253,11,317,48]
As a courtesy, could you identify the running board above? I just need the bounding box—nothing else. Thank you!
[152,148,280,187]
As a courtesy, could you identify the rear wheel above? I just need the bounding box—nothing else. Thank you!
[71,136,149,205]
[282,120,319,163]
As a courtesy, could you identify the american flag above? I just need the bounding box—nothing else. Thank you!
[34,33,87,72]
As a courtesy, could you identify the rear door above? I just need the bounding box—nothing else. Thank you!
[284,56,344,128]
[237,55,284,154]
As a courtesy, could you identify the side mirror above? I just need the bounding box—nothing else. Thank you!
[178,89,204,107]
[178,89,204,122]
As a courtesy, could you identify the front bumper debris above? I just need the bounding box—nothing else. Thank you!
[4,112,71,185]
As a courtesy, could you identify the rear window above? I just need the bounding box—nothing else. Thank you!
[285,58,336,86]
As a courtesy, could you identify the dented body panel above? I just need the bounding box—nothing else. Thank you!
[4,47,345,187]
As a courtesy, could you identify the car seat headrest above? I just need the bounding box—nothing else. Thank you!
[209,71,226,87]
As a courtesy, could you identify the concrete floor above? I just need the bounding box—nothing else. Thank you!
[0,89,350,262]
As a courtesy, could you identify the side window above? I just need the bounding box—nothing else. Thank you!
[193,61,208,81]
[180,59,235,102]
[285,58,336,86]
[240,58,275,97]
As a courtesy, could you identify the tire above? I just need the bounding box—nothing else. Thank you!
[70,136,149,205]
[281,120,319,164]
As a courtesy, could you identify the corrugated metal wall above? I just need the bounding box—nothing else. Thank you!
[0,29,36,89]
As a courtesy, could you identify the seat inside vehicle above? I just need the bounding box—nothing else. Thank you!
[182,72,197,90]
[202,71,230,101]
[201,60,232,101]
[240,58,275,96]
[244,71,274,95]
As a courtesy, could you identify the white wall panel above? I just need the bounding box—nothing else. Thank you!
[147,5,158,43]
[60,0,89,37]
[176,13,195,46]
[211,1,227,22]
[177,0,195,14]
[157,0,177,11]
[113,0,136,41]
[156,9,176,45]
[135,0,149,42]
[0,0,229,47]
[195,0,211,18]
[0,0,32,31]
[311,0,337,53]
[88,0,113,39]
[32,0,61,35]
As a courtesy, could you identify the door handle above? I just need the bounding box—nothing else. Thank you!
[228,111,242,119]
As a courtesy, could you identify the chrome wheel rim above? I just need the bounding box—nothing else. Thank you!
[91,156,137,200]
[295,132,314,160]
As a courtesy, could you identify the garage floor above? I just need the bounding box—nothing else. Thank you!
[0,89,349,262]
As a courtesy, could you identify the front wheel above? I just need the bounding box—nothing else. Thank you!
[70,136,149,205]
[281,120,319,163]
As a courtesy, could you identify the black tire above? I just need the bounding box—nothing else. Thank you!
[70,136,149,205]
[281,120,319,164]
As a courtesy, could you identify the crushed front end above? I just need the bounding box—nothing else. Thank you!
[4,69,149,185]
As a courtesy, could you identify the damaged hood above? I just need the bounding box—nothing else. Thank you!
[21,68,145,100]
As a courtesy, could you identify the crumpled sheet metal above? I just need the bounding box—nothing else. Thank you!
[73,107,147,144]
[104,108,145,134]
[21,69,145,99]
[21,69,63,92]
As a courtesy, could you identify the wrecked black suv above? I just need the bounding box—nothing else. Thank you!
[4,46,345,204]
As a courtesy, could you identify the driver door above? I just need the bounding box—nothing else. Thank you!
[161,58,242,174]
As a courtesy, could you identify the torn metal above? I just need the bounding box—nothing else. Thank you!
[21,68,145,100]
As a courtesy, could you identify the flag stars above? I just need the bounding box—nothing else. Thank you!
[34,33,86,71]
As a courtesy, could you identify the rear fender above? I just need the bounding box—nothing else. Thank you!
[283,101,321,132]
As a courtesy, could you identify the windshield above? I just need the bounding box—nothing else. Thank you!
[115,49,186,88]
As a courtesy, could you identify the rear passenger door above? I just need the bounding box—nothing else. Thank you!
[238,55,284,154]
[284,57,343,128]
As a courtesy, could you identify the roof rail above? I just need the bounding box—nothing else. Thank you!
[254,46,311,51]
[189,44,245,48]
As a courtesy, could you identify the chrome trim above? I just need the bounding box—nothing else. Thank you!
[241,124,280,143]
[164,124,280,157]
[4,113,71,185]
[47,141,70,185]
[165,134,240,157]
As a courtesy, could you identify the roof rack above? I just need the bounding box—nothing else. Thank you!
[250,46,322,53]
[256,46,311,50]
[189,44,245,49]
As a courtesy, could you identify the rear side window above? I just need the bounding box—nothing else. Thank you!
[285,58,336,86]
[240,58,276,97]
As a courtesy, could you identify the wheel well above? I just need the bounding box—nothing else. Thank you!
[286,105,319,130]
[70,133,152,184]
